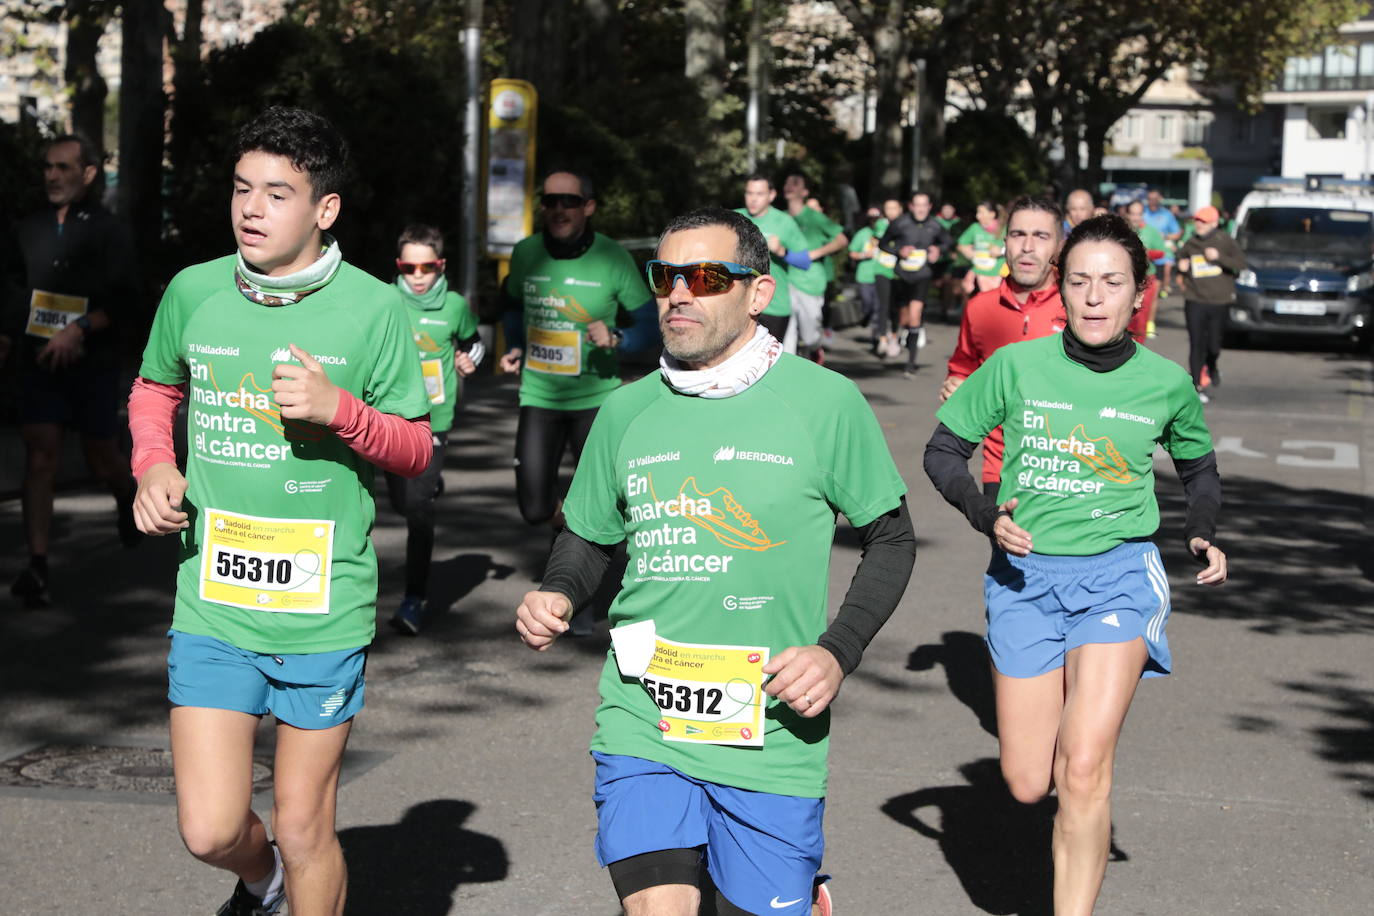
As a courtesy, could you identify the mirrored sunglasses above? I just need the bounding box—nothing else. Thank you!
[645,260,761,297]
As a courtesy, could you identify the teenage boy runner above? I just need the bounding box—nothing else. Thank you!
[387,223,484,634]
[129,106,432,916]
[516,207,915,916]
[848,205,887,342]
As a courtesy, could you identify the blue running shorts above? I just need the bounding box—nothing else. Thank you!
[984,540,1172,679]
[592,752,825,915]
[167,629,366,729]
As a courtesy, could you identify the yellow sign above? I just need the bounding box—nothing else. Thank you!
[200,508,333,613]
[26,289,87,339]
[421,358,445,404]
[486,79,538,259]
[525,325,581,375]
[641,635,770,747]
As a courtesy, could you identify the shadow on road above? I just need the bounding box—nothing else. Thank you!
[1157,473,1374,636]
[340,799,508,915]
[907,631,997,738]
[1283,671,1374,801]
[882,758,1055,916]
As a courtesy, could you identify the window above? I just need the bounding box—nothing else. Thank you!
[1307,107,1348,140]
[1183,114,1210,146]
[1361,42,1374,89]
[1157,114,1177,142]
[1283,53,1323,90]
[1325,45,1357,90]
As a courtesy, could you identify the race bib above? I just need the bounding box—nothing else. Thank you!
[875,251,898,269]
[421,358,445,404]
[1190,255,1222,278]
[899,250,927,272]
[26,290,88,339]
[973,251,999,271]
[200,508,333,613]
[526,325,582,376]
[640,635,770,747]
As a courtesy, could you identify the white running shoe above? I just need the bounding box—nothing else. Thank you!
[916,326,927,349]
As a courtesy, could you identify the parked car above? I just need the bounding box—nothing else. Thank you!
[1229,178,1374,347]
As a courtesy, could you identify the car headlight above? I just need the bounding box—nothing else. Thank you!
[1347,273,1374,293]
[1237,268,1257,288]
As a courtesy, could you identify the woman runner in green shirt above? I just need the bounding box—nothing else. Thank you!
[925,214,1227,915]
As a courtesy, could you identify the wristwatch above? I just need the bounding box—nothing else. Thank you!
[73,315,93,334]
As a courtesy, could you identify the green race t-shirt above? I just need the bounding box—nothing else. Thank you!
[958,222,1006,277]
[564,356,907,798]
[848,220,891,284]
[1137,224,1167,276]
[937,334,1212,556]
[399,286,478,433]
[789,207,842,294]
[736,207,808,317]
[505,232,650,411]
[139,255,432,654]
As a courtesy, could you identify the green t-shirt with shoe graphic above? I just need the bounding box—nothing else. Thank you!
[396,279,478,434]
[564,355,907,798]
[139,255,431,654]
[737,207,808,317]
[505,232,651,411]
[958,222,1006,277]
[789,206,843,295]
[937,334,1212,556]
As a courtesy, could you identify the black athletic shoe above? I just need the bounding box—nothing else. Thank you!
[10,567,50,608]
[216,880,284,916]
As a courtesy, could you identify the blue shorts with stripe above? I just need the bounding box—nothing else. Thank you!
[592,752,824,916]
[984,540,1172,679]
[167,629,366,729]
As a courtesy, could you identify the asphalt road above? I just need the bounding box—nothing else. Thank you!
[1,296,1371,915]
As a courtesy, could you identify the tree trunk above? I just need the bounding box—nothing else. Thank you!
[507,0,569,105]
[117,0,168,267]
[64,0,108,154]
[684,0,726,108]
[1083,114,1110,194]
[868,14,905,198]
[574,0,621,100]
[917,53,947,199]
[169,0,202,191]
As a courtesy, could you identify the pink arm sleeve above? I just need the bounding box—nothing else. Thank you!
[328,389,432,478]
[129,376,184,480]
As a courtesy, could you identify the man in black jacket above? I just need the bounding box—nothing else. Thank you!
[878,190,951,376]
[3,134,140,607]
[1176,205,1245,402]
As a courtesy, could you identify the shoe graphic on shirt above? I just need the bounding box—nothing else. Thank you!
[1066,424,1136,485]
[677,477,786,552]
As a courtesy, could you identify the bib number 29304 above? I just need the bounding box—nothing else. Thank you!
[200,508,333,613]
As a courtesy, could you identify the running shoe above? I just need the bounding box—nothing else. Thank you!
[10,566,50,609]
[885,338,902,359]
[916,326,927,349]
[1196,387,1210,404]
[389,595,424,635]
[216,880,284,916]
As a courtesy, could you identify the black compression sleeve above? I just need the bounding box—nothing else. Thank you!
[540,528,618,609]
[923,423,1002,536]
[1173,450,1221,549]
[817,499,916,675]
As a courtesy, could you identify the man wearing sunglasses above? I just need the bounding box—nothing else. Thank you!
[736,173,813,354]
[516,208,915,916]
[497,170,656,540]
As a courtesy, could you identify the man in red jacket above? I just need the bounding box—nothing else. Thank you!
[940,196,1066,497]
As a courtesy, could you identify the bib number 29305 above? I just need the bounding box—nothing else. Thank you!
[200,508,333,613]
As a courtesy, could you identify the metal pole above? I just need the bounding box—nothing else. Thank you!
[910,59,924,192]
[461,0,483,304]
